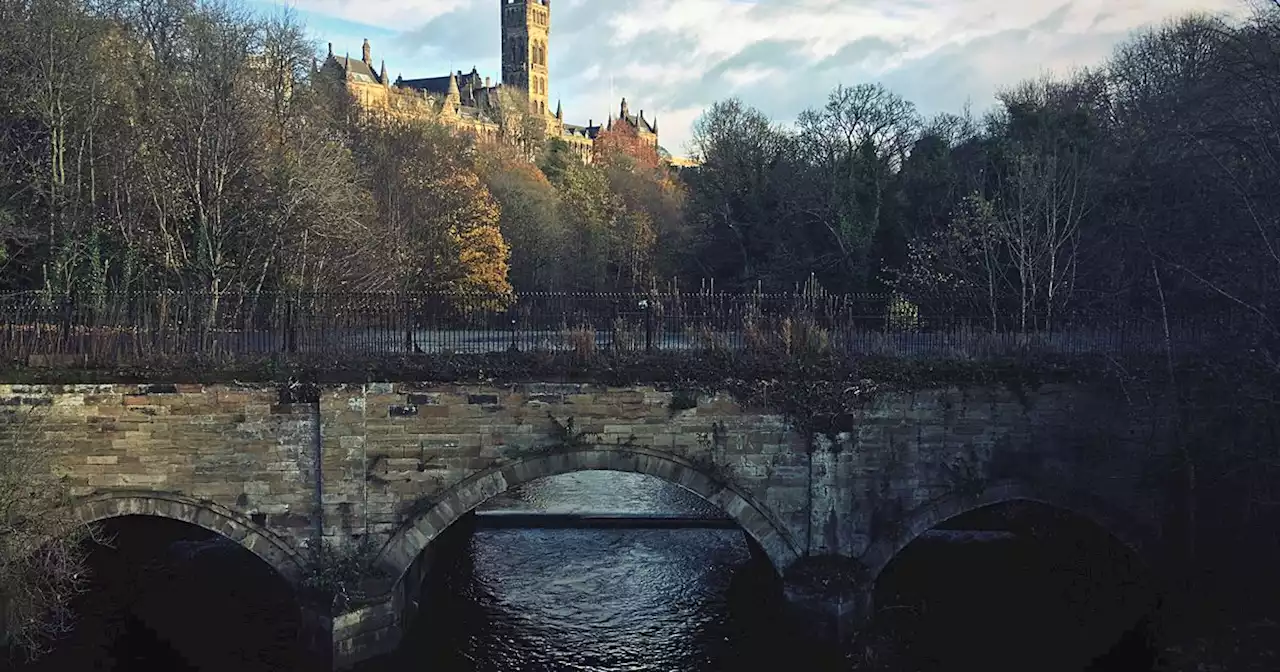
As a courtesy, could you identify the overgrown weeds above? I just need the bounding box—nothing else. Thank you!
[561,325,596,363]
[298,535,387,614]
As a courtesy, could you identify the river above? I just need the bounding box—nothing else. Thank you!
[8,471,1155,672]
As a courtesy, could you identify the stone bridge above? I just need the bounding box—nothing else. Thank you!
[4,378,1177,668]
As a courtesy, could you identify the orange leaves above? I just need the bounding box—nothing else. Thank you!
[592,124,661,172]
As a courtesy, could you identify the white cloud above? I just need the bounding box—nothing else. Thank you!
[277,0,1251,155]
[279,0,468,29]
[722,66,779,89]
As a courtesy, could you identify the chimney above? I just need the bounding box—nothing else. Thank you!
[327,42,333,57]
[485,76,491,88]
[362,38,371,66]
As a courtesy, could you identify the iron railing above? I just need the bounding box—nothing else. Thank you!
[0,290,1246,367]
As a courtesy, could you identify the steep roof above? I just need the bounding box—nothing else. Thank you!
[400,68,486,92]
[611,97,657,134]
[329,55,385,85]
[397,68,496,108]
[562,123,603,139]
[617,112,656,134]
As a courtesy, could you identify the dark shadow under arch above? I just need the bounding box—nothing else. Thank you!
[70,491,304,584]
[376,447,802,586]
[861,479,1160,584]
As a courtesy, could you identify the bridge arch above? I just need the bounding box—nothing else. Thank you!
[377,447,803,584]
[70,491,305,584]
[860,479,1160,585]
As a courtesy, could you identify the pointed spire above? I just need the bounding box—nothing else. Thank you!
[444,71,461,114]
[555,99,562,120]
[380,59,388,86]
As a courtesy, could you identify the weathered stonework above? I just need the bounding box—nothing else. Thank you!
[0,380,1175,668]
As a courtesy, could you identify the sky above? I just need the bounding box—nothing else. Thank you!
[249,0,1246,156]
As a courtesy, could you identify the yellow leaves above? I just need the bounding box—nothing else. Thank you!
[453,224,512,297]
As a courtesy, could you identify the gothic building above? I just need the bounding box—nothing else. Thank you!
[321,0,661,164]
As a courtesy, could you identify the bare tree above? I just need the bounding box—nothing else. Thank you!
[0,407,95,661]
[795,83,922,288]
[985,76,1100,331]
[987,145,1091,332]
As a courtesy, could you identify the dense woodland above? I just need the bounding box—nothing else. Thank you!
[0,0,1278,340]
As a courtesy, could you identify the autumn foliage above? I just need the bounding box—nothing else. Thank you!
[592,122,661,171]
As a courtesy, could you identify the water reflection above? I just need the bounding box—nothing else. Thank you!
[397,471,781,672]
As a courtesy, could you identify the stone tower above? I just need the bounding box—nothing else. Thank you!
[500,0,550,116]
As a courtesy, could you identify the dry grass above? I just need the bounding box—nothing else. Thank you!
[686,324,730,352]
[609,317,641,353]
[561,325,597,362]
[780,317,831,358]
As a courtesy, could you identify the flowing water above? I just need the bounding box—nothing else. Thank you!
[382,472,791,671]
[9,471,1154,672]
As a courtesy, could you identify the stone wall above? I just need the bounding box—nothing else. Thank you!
[0,380,1175,668]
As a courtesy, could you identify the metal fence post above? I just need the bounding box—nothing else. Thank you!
[284,297,298,354]
[644,299,654,353]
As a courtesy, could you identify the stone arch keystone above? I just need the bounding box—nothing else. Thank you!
[377,447,803,586]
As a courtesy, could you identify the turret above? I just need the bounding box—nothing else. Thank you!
[444,71,461,113]
[619,97,629,119]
